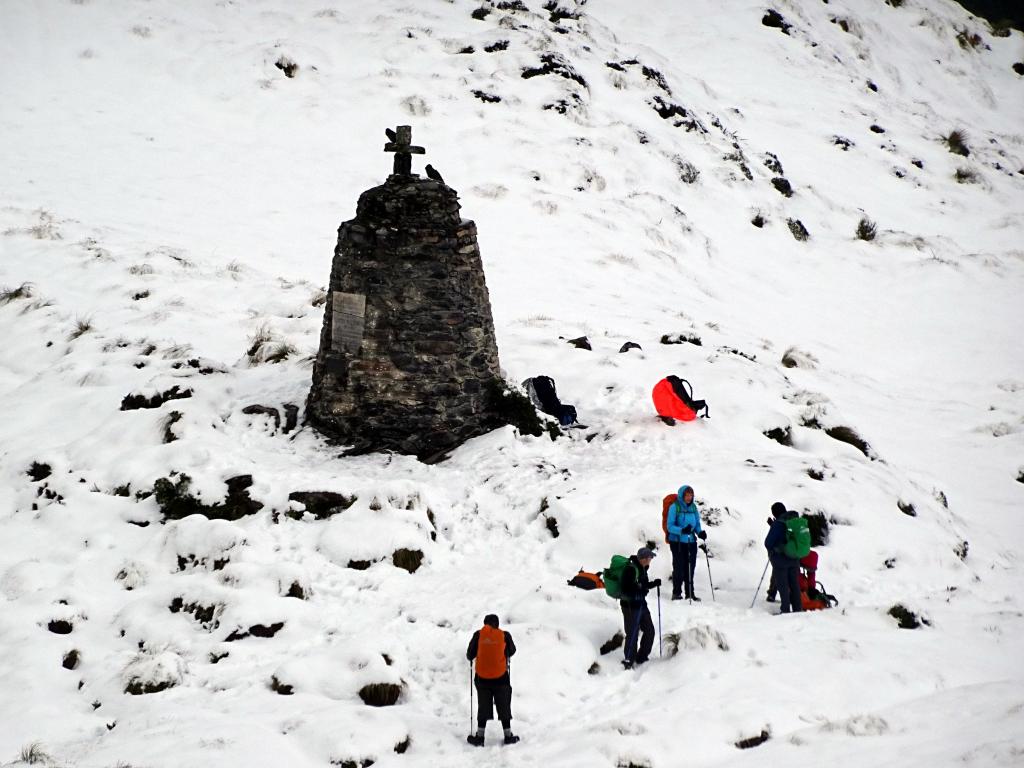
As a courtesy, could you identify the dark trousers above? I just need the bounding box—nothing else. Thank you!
[670,540,698,596]
[475,673,512,728]
[620,601,654,663]
[767,571,777,600]
[771,557,802,613]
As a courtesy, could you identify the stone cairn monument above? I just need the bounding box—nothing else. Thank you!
[307,126,507,460]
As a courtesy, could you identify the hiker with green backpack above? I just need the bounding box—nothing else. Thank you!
[764,502,810,614]
[604,547,661,669]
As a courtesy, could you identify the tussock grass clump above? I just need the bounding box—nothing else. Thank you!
[600,631,624,655]
[954,167,978,184]
[825,425,874,458]
[62,649,81,670]
[270,675,294,695]
[955,28,984,50]
[68,316,93,340]
[0,282,34,305]
[20,742,51,765]
[945,129,970,157]
[485,379,547,438]
[856,217,877,241]
[804,511,830,546]
[27,461,52,482]
[763,426,792,447]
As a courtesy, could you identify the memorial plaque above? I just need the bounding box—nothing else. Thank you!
[331,292,366,353]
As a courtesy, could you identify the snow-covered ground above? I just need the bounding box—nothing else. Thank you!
[1,1,1022,766]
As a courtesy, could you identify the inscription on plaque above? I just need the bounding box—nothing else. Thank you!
[331,292,366,353]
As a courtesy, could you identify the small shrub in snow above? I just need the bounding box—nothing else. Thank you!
[161,410,182,443]
[287,490,357,519]
[888,603,921,629]
[833,136,854,151]
[27,461,52,482]
[567,335,591,350]
[675,157,700,184]
[856,217,877,241]
[0,282,33,305]
[751,213,766,228]
[153,472,263,521]
[62,649,81,670]
[763,152,783,175]
[787,218,809,241]
[660,332,701,346]
[898,500,917,517]
[763,426,792,447]
[869,124,885,134]
[484,39,509,52]
[115,562,146,591]
[945,129,970,157]
[806,467,825,481]
[761,9,791,35]
[270,675,294,695]
[885,0,904,6]
[392,548,424,573]
[120,385,192,411]
[771,177,793,197]
[472,89,501,103]
[955,28,984,51]
[471,6,490,20]
[1013,62,1024,76]
[954,540,969,561]
[735,729,770,749]
[358,682,403,707]
[825,425,874,458]
[48,619,73,635]
[954,167,978,184]
[544,515,560,537]
[521,53,587,88]
[599,631,624,655]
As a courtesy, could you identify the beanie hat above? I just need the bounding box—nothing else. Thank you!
[771,502,787,518]
[483,614,500,628]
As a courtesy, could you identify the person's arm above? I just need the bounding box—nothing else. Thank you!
[764,522,782,552]
[505,632,516,658]
[467,630,479,661]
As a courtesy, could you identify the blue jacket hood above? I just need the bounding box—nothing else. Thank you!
[677,485,693,504]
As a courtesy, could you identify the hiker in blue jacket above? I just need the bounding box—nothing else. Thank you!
[666,485,707,600]
[764,503,802,614]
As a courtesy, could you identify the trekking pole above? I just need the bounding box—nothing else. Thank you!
[750,559,770,609]
[657,584,663,658]
[701,544,716,602]
[468,661,473,736]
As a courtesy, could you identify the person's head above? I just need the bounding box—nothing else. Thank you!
[771,502,787,519]
[483,614,499,628]
[637,547,656,567]
[679,485,694,504]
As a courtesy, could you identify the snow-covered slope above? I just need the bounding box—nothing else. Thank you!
[1,1,1022,766]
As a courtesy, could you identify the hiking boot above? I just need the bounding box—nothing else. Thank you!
[503,734,520,746]
[621,660,634,670]
[671,593,683,601]
[766,595,777,603]
[690,594,702,602]
[467,734,485,747]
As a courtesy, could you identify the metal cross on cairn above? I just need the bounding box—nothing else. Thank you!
[384,125,425,175]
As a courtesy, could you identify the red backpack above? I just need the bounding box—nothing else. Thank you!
[652,376,709,421]
[661,494,677,542]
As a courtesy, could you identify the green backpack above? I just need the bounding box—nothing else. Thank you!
[602,555,635,599]
[783,516,812,559]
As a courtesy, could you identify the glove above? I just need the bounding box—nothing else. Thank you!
[649,578,662,588]
[698,530,707,541]
[681,525,693,534]
[699,544,708,554]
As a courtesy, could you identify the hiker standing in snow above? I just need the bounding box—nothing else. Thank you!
[466,614,520,746]
[619,547,661,669]
[666,485,707,600]
[764,503,803,614]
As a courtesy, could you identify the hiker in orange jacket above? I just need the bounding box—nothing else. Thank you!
[466,614,519,746]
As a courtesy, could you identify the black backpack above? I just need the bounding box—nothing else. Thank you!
[666,375,709,418]
[524,376,578,426]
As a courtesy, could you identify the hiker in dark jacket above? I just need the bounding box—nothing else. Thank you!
[765,502,785,602]
[665,484,707,600]
[620,547,661,669]
[764,504,802,614]
[466,614,519,746]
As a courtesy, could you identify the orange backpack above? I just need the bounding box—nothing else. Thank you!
[662,494,677,543]
[475,625,507,679]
